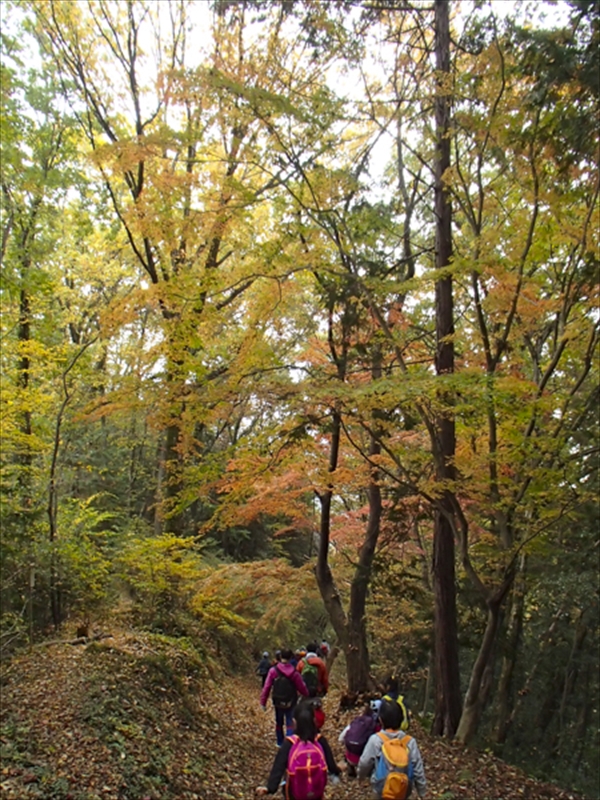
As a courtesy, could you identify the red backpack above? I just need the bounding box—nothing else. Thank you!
[285,734,328,800]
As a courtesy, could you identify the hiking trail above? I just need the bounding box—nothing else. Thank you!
[0,631,586,799]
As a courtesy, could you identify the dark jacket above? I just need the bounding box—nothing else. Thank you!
[256,656,271,676]
[265,733,340,795]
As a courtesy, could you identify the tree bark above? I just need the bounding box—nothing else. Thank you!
[494,553,527,744]
[552,608,589,756]
[431,0,462,738]
[162,419,184,535]
[313,315,382,693]
[456,598,502,743]
[345,347,384,692]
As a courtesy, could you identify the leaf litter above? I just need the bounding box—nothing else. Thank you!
[0,630,589,800]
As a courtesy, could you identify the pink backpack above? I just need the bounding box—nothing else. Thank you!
[285,734,328,800]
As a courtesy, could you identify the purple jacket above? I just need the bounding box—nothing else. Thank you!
[260,661,309,707]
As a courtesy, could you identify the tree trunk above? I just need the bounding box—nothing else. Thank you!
[432,508,461,736]
[431,0,462,738]
[574,662,591,771]
[552,608,588,755]
[314,345,383,693]
[315,407,350,653]
[163,419,184,535]
[18,281,36,639]
[494,553,527,744]
[456,598,502,743]
[47,341,95,629]
[421,650,434,715]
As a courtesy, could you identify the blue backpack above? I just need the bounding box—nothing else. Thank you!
[373,732,414,800]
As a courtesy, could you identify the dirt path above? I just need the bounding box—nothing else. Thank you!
[0,633,587,800]
[219,675,364,800]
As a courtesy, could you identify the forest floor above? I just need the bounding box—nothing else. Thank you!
[0,629,589,800]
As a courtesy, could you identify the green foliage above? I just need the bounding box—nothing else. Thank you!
[115,525,203,625]
[52,496,115,618]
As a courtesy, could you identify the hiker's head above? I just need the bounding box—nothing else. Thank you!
[369,698,382,718]
[293,702,316,742]
[280,648,294,661]
[306,642,318,654]
[379,698,402,730]
[385,674,399,693]
[262,651,269,658]
[275,650,282,661]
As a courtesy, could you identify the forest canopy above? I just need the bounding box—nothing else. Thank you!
[1,0,598,796]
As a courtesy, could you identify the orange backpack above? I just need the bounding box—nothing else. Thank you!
[373,731,413,800]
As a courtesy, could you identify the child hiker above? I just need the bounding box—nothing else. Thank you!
[357,697,427,799]
[382,674,410,731]
[256,652,272,686]
[338,699,381,777]
[260,648,309,746]
[255,702,342,798]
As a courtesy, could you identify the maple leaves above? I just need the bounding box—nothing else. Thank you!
[0,3,597,789]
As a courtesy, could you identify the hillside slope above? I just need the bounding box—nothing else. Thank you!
[0,631,587,800]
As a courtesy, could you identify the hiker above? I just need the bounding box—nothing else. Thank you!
[338,700,380,778]
[297,643,328,697]
[357,697,427,798]
[300,695,325,732]
[256,652,272,686]
[319,640,330,660]
[255,700,342,798]
[260,648,309,746]
[383,675,410,731]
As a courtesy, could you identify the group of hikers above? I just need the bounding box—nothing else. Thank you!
[254,643,427,800]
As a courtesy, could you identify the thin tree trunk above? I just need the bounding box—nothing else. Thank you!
[163,419,184,535]
[431,0,462,738]
[421,650,434,716]
[456,599,502,743]
[18,280,36,639]
[314,321,382,693]
[47,341,96,628]
[153,433,167,535]
[346,347,383,692]
[315,406,350,652]
[552,608,588,755]
[494,553,527,744]
[574,662,591,771]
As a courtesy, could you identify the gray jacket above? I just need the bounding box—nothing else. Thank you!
[357,728,427,798]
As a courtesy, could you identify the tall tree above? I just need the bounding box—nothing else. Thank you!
[431,0,462,737]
